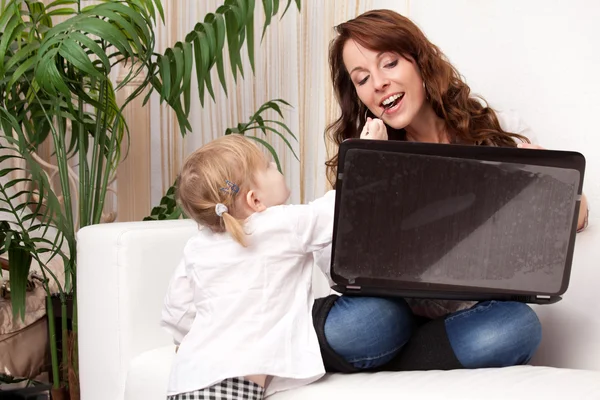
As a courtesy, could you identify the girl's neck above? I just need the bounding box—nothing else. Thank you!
[226,196,254,221]
[404,103,449,144]
[236,204,255,220]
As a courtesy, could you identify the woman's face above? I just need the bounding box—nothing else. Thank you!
[342,39,427,130]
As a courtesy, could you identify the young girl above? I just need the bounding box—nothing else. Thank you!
[160,134,335,399]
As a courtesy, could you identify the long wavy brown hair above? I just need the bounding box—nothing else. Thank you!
[325,9,529,183]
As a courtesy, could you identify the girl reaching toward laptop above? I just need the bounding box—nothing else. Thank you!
[160,134,335,399]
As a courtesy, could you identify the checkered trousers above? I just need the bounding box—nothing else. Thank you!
[167,377,264,400]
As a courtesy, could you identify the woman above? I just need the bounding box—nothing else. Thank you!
[312,9,589,373]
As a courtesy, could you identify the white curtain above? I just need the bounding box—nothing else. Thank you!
[31,0,413,220]
[147,0,386,208]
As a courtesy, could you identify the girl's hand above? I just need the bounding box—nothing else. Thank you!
[517,143,545,149]
[360,117,388,140]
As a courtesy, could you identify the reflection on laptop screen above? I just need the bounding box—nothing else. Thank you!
[333,149,580,294]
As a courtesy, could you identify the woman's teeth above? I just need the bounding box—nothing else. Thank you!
[382,93,404,109]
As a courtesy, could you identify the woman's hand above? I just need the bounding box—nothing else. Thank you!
[518,142,589,231]
[360,117,388,140]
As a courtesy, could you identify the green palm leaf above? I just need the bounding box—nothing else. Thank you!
[0,141,65,321]
[34,1,156,98]
[45,0,78,9]
[7,242,32,320]
[152,0,300,135]
[143,184,183,221]
[246,135,281,170]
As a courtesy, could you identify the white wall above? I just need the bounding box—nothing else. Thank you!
[364,0,600,369]
[397,0,600,223]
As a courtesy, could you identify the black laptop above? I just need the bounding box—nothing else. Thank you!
[330,139,586,304]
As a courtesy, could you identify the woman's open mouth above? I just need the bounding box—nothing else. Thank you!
[380,93,405,114]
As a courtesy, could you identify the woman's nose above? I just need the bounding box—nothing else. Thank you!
[371,70,390,92]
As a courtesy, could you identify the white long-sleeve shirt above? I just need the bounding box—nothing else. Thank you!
[161,191,336,397]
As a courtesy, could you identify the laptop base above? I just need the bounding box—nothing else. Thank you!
[332,284,562,305]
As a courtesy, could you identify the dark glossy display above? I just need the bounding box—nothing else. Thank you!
[331,140,586,303]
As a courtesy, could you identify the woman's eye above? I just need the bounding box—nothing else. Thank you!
[357,76,369,86]
[385,60,398,68]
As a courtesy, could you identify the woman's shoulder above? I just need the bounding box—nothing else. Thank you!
[495,109,538,144]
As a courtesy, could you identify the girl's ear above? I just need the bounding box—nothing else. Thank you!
[245,189,267,213]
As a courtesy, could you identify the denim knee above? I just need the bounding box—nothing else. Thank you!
[445,301,542,368]
[324,296,416,369]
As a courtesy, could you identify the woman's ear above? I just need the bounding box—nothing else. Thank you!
[245,189,267,213]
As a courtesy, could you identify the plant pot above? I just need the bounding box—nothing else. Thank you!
[51,387,68,400]
[0,382,52,399]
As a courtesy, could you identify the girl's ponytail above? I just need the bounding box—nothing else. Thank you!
[177,134,265,245]
[221,211,247,247]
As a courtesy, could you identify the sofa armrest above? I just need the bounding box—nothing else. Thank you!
[77,219,197,400]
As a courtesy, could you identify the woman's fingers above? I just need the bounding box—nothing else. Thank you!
[360,117,372,138]
[360,118,388,140]
[376,119,388,140]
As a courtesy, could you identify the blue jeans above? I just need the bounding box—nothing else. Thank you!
[323,296,542,369]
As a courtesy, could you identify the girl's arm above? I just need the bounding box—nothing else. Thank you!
[160,258,195,345]
[293,190,337,253]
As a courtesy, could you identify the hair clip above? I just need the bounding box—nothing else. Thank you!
[219,180,239,195]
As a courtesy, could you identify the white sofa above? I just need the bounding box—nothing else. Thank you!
[77,219,600,400]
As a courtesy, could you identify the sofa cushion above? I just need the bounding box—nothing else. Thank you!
[125,345,600,400]
[530,227,600,370]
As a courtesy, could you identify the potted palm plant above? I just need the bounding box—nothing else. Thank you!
[0,0,300,398]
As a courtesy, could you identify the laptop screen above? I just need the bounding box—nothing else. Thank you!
[332,148,581,295]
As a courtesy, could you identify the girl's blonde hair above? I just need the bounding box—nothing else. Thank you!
[177,134,265,246]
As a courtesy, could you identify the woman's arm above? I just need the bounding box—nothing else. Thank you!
[578,194,589,232]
